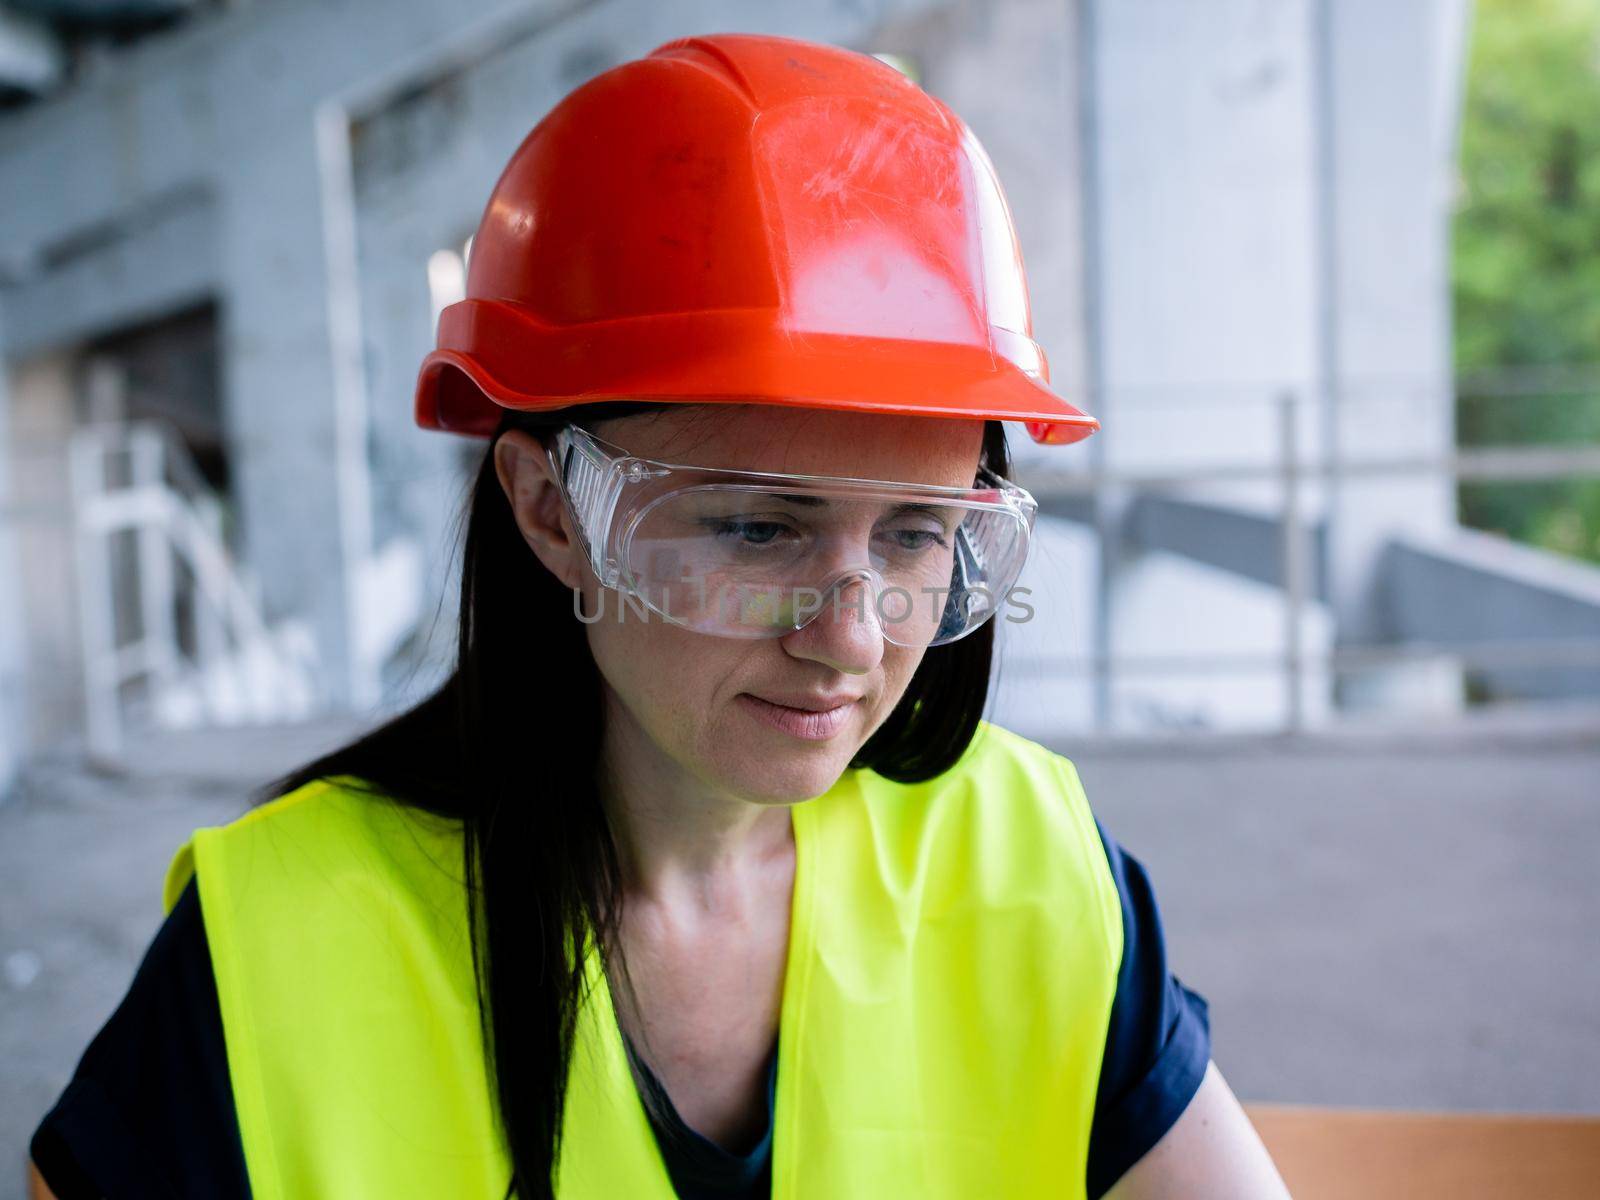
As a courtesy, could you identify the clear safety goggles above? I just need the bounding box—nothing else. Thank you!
[547,423,1038,647]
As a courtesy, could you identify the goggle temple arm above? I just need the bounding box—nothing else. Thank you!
[547,428,628,589]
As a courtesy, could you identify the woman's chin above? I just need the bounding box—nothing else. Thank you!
[712,744,859,806]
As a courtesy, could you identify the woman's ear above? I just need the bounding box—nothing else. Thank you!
[493,429,583,589]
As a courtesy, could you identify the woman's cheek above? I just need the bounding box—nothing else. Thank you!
[870,646,924,728]
[587,605,718,726]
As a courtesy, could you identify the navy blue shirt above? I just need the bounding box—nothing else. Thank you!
[31,818,1209,1199]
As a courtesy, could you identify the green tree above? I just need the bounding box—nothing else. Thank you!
[1452,0,1600,562]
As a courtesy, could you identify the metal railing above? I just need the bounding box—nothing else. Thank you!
[70,420,319,764]
[1009,384,1600,734]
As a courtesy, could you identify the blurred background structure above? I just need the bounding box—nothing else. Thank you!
[2,0,1598,1194]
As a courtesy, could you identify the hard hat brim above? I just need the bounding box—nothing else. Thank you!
[415,300,1099,446]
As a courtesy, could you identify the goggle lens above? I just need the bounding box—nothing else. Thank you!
[618,486,1030,646]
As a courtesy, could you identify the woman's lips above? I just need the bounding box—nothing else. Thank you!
[737,693,856,740]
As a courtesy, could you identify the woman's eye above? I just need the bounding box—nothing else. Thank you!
[880,527,949,552]
[710,519,793,546]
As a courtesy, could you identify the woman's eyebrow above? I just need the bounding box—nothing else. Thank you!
[761,496,960,518]
[763,494,953,520]
[764,492,828,507]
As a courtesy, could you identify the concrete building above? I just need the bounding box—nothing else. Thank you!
[0,0,1595,782]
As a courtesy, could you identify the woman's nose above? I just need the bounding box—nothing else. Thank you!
[779,571,885,674]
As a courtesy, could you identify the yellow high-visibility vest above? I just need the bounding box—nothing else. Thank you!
[163,720,1123,1198]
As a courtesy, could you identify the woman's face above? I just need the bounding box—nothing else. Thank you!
[495,404,987,805]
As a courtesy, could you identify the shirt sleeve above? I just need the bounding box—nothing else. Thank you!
[29,877,252,1200]
[1086,817,1213,1199]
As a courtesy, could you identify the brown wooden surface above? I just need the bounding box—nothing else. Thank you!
[1245,1104,1600,1199]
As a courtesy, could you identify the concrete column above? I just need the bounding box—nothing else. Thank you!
[1084,0,1324,730]
[1317,0,1469,712]
[0,315,24,796]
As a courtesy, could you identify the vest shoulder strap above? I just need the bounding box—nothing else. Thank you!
[773,720,1124,1200]
[169,776,506,1200]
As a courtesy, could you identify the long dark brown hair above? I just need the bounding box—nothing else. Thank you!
[261,399,1012,1198]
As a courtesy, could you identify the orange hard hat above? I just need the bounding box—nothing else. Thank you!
[414,32,1099,446]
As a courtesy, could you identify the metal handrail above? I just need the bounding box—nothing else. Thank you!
[1007,388,1600,734]
[70,419,318,764]
[1020,444,1600,496]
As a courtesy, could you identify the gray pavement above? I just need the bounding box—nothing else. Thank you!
[1057,718,1600,1115]
[1,719,368,1197]
[2,714,1597,1196]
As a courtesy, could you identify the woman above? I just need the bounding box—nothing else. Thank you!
[30,32,1291,1200]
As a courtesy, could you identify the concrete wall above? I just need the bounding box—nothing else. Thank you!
[1380,527,1600,700]
[2,354,83,755]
